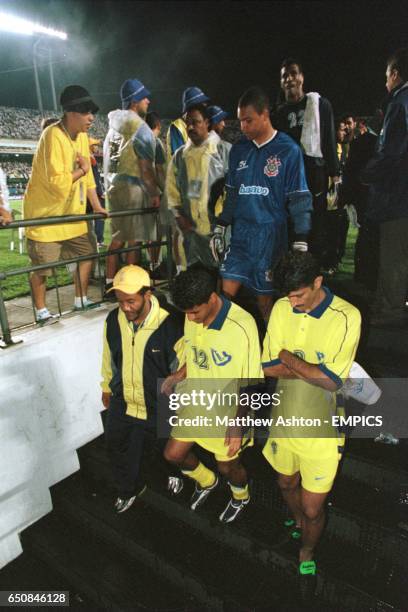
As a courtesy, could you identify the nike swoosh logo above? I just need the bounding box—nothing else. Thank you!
[314,476,326,480]
[152,349,161,353]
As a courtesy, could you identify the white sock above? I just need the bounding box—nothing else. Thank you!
[35,307,49,315]
[74,296,88,307]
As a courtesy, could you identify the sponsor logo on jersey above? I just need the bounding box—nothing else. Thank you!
[211,348,232,366]
[239,184,269,196]
[294,349,306,360]
[237,160,249,171]
[264,155,281,177]
[316,351,325,362]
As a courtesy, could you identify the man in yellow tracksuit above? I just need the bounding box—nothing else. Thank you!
[101,265,184,513]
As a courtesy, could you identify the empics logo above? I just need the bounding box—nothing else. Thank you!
[264,155,281,177]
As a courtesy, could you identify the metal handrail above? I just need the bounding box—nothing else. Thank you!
[0,208,172,347]
[0,207,157,230]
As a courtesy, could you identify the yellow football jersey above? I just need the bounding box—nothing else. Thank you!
[262,287,361,458]
[171,297,263,455]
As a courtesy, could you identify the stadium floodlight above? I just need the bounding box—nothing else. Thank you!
[0,12,67,40]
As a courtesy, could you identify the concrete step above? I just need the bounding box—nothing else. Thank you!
[53,474,299,611]
[78,437,403,610]
[19,497,199,612]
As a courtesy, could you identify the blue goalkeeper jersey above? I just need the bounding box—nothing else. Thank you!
[219,131,312,236]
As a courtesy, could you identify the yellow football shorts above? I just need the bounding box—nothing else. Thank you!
[262,438,340,494]
[172,436,253,463]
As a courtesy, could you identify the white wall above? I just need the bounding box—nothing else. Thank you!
[0,307,110,568]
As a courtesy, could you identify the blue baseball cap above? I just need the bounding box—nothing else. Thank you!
[207,105,228,125]
[121,78,151,109]
[182,86,209,114]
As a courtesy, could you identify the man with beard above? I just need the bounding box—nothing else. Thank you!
[103,79,161,294]
[101,265,184,512]
[274,59,339,270]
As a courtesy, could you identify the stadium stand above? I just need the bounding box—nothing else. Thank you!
[0,105,108,141]
[1,160,31,179]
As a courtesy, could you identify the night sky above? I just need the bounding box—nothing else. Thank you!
[0,0,407,119]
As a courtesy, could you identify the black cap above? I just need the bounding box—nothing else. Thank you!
[60,85,99,114]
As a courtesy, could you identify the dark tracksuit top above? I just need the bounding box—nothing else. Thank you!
[101,294,184,420]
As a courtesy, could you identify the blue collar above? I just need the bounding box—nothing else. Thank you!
[293,286,333,319]
[208,295,232,330]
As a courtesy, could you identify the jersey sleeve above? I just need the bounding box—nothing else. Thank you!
[132,122,156,161]
[318,308,361,387]
[217,145,236,226]
[285,145,313,236]
[261,301,286,367]
[240,317,264,381]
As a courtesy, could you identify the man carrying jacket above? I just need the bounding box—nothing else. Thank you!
[101,265,184,512]
[274,59,339,269]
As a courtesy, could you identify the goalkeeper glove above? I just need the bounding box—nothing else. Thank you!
[210,224,226,263]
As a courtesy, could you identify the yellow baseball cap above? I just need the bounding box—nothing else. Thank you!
[108,265,151,294]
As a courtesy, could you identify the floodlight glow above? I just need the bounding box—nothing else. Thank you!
[0,12,67,40]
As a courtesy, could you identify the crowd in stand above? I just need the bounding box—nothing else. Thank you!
[0,105,108,141]
[0,160,32,179]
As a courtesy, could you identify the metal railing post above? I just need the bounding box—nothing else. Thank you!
[0,283,13,346]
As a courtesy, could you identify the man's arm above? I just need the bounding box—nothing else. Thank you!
[263,363,297,379]
[361,102,406,184]
[278,349,338,391]
[132,122,161,207]
[139,159,160,207]
[285,145,313,250]
[0,206,12,225]
[87,187,109,216]
[161,364,187,396]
